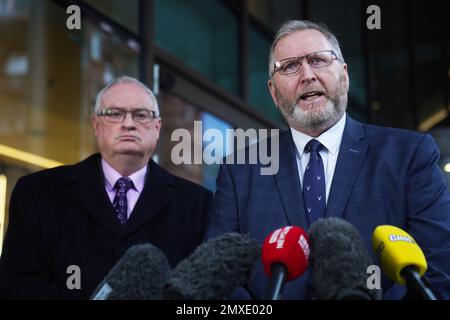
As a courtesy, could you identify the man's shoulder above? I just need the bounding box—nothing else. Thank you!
[350,119,440,162]
[16,154,98,186]
[11,165,74,200]
[352,120,433,149]
[18,164,71,186]
[359,121,425,140]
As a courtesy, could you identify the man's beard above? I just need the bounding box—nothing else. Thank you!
[275,73,348,133]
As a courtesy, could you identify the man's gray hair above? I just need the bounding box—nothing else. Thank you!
[94,76,160,116]
[268,20,345,78]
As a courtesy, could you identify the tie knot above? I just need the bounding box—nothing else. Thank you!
[305,139,323,153]
[114,177,134,192]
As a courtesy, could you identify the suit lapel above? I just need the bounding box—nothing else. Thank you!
[123,160,175,236]
[326,116,369,219]
[67,154,123,237]
[67,155,176,239]
[273,131,308,228]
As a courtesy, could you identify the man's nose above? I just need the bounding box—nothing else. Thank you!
[122,112,136,128]
[298,61,317,84]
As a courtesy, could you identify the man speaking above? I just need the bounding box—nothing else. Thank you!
[205,20,450,299]
[0,76,212,299]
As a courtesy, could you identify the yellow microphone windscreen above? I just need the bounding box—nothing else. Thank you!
[372,225,427,285]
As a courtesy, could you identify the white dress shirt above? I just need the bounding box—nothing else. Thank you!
[290,114,346,203]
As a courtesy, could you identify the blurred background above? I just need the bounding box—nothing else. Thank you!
[0,0,449,250]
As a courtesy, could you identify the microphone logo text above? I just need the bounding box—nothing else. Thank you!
[298,235,310,258]
[389,234,415,244]
[268,226,292,249]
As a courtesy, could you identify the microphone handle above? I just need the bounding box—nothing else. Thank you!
[264,263,286,300]
[402,266,437,300]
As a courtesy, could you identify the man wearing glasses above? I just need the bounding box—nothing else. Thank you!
[0,76,212,299]
[205,20,450,299]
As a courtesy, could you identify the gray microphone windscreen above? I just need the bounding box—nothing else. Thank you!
[163,233,260,300]
[309,217,382,300]
[92,243,171,300]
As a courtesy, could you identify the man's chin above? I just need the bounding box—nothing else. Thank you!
[295,103,329,120]
[116,139,140,148]
[286,102,338,129]
[114,148,143,157]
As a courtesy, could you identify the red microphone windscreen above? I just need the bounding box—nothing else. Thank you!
[262,226,309,281]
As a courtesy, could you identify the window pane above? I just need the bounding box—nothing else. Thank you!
[156,91,233,192]
[248,0,304,32]
[201,112,234,191]
[411,1,447,131]
[154,0,238,95]
[0,0,139,224]
[83,0,139,34]
[249,28,285,126]
[364,0,414,128]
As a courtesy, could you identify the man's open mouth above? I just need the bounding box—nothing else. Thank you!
[300,91,325,101]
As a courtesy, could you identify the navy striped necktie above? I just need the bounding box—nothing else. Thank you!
[303,139,326,225]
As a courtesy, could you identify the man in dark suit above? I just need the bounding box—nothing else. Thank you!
[205,20,450,299]
[0,76,212,299]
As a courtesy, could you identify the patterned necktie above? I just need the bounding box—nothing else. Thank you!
[113,177,134,225]
[303,139,326,225]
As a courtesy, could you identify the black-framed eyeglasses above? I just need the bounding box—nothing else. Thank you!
[272,50,340,77]
[96,108,159,124]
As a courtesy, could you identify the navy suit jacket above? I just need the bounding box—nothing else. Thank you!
[205,115,450,299]
[0,154,213,299]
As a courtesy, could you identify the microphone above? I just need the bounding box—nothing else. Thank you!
[91,243,171,300]
[162,233,260,300]
[309,218,382,300]
[372,225,437,300]
[261,226,309,300]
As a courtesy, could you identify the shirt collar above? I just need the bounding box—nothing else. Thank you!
[290,113,346,157]
[101,159,147,193]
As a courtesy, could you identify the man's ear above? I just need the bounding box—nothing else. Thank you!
[268,79,279,108]
[342,63,350,92]
[154,117,162,140]
[91,116,99,136]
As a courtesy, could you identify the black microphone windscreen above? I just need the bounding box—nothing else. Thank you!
[162,233,260,300]
[93,243,171,300]
[309,217,382,300]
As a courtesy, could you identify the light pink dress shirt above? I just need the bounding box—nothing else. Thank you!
[101,159,147,219]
